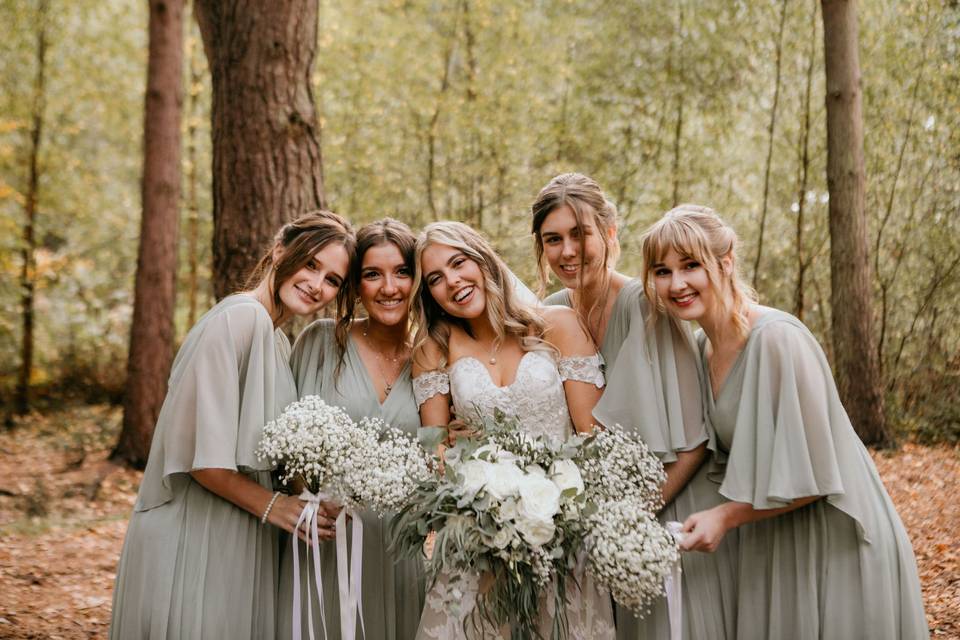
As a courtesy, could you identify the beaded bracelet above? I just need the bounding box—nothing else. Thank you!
[260,491,281,524]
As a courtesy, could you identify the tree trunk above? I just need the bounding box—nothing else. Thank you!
[821,0,889,446]
[111,0,185,467]
[752,0,788,290]
[794,0,818,320]
[15,0,49,418]
[185,22,202,328]
[194,0,326,299]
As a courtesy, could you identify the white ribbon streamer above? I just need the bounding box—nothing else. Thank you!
[665,521,685,640]
[292,490,330,640]
[289,494,367,640]
[335,508,366,640]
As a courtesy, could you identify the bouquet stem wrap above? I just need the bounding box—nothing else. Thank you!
[665,521,685,640]
[290,490,366,640]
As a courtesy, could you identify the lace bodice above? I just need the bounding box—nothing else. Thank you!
[413,351,604,442]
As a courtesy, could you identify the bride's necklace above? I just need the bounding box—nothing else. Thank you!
[362,319,406,395]
[486,338,501,365]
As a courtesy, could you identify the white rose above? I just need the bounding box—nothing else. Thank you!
[456,459,491,496]
[492,524,516,549]
[550,459,584,495]
[516,515,556,546]
[517,472,562,523]
[484,461,525,500]
[499,497,519,521]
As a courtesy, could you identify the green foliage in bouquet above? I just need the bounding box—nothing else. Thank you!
[391,409,676,639]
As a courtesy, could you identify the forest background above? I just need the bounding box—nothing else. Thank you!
[2,1,959,450]
[0,0,959,637]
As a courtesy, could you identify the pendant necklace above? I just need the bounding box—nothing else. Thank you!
[488,338,501,365]
[362,319,403,395]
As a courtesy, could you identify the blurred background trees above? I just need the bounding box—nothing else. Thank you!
[1,0,958,446]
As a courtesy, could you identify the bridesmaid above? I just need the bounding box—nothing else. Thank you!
[532,173,737,639]
[110,211,356,640]
[642,204,928,640]
[278,218,426,640]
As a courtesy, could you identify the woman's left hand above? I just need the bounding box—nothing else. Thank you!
[679,506,730,553]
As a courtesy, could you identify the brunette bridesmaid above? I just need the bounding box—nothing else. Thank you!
[533,173,738,639]
[278,218,426,640]
[110,211,355,640]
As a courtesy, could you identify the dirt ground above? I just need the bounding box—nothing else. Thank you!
[0,404,957,639]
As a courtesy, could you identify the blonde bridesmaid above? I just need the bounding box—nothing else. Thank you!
[642,204,927,640]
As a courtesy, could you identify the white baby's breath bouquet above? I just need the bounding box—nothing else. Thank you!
[255,395,429,514]
[257,396,430,640]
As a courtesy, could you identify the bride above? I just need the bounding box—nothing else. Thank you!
[409,221,615,639]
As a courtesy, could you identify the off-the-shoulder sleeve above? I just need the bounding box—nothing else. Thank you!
[557,354,605,388]
[592,292,707,462]
[135,298,286,511]
[412,370,450,407]
[718,316,878,541]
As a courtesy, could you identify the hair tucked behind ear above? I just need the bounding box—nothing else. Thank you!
[244,209,356,319]
[530,172,620,342]
[640,204,757,338]
[333,218,416,380]
[410,221,548,369]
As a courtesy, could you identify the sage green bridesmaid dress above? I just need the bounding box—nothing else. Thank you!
[699,309,927,640]
[110,295,298,640]
[546,280,738,639]
[277,318,426,640]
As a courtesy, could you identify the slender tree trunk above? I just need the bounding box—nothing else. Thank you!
[15,0,49,417]
[669,4,685,207]
[794,0,818,320]
[194,0,326,298]
[752,0,788,289]
[185,22,202,328]
[821,0,889,446]
[111,0,185,467]
[426,28,456,222]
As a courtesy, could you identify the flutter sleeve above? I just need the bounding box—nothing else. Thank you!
[135,298,284,510]
[412,370,450,407]
[592,291,707,462]
[718,315,877,541]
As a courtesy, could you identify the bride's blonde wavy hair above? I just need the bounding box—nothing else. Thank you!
[640,204,757,338]
[411,221,548,368]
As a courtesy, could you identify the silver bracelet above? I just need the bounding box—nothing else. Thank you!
[260,491,281,524]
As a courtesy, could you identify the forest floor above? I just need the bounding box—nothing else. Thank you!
[0,404,958,639]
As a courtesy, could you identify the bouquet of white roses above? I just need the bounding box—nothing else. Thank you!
[391,411,678,640]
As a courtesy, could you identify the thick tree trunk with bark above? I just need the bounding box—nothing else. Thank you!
[821,0,889,446]
[15,1,49,418]
[111,0,184,467]
[194,0,326,298]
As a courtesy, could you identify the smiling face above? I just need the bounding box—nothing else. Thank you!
[276,242,350,317]
[421,243,487,319]
[538,204,611,291]
[358,242,413,327]
[651,247,729,322]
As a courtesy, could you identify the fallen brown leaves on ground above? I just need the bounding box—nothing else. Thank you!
[0,404,957,639]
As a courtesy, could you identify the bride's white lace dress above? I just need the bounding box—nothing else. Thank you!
[412,349,616,640]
